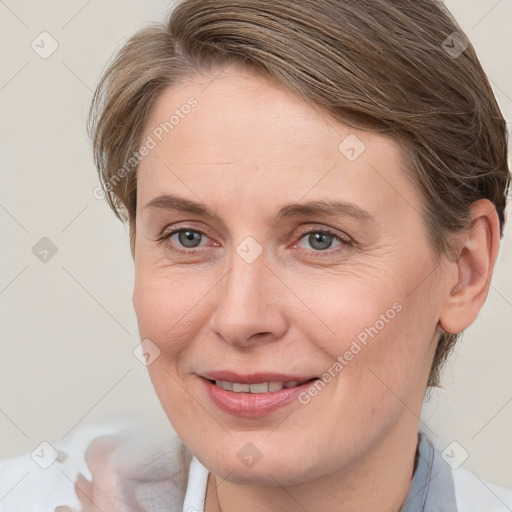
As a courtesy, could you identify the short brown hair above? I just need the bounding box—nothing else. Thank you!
[88,0,510,387]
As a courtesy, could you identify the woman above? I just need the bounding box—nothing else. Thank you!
[1,0,511,510]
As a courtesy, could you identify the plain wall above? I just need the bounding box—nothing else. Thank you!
[0,0,511,487]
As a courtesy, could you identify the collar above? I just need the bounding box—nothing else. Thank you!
[400,432,457,511]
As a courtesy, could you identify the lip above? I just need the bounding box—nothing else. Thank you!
[199,372,319,418]
[202,370,317,384]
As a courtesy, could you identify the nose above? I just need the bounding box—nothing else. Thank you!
[208,247,288,348]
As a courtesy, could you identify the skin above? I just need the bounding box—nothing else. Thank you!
[78,65,500,512]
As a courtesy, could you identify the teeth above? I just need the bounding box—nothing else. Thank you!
[268,382,284,392]
[249,382,269,393]
[232,383,250,392]
[217,380,233,391]
[214,380,305,393]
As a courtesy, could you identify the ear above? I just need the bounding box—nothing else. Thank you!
[439,199,501,334]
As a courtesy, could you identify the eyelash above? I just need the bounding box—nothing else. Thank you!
[295,228,353,256]
[159,226,353,257]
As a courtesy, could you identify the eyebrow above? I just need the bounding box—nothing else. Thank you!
[143,194,375,223]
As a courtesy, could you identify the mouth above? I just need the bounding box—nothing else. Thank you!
[199,372,320,417]
[208,378,315,393]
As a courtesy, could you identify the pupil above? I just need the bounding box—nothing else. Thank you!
[310,232,332,250]
[179,230,201,248]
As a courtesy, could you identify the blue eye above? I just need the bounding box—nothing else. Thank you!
[163,228,209,253]
[296,229,349,254]
[174,229,204,248]
[160,226,351,256]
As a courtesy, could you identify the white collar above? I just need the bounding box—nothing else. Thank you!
[182,455,210,512]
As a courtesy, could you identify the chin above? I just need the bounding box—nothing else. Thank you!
[197,444,325,487]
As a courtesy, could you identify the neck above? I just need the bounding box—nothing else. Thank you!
[205,418,419,512]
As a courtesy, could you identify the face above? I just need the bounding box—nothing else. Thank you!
[132,66,447,485]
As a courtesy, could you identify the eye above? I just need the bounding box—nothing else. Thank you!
[160,227,212,253]
[295,228,352,255]
[159,226,353,257]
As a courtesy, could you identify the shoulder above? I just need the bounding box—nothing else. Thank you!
[451,465,512,512]
[415,431,512,511]
[0,413,190,512]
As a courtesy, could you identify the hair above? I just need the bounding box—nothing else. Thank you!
[88,0,510,388]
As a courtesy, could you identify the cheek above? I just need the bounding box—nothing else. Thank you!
[132,270,206,429]
[131,266,219,417]
[293,268,404,359]
[293,286,438,470]
[301,259,440,408]
[132,266,211,354]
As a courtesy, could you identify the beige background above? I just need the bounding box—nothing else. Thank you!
[0,0,511,487]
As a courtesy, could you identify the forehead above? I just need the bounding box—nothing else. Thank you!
[143,69,343,157]
[136,68,419,223]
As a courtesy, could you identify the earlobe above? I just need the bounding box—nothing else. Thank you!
[439,199,501,334]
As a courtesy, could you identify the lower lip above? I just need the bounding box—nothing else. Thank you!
[201,378,318,418]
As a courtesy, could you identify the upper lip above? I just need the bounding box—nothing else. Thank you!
[201,371,318,384]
